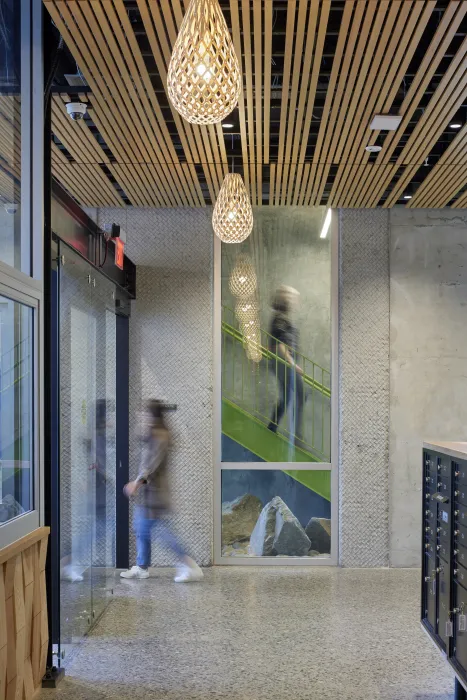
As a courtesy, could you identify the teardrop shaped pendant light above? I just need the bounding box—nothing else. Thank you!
[213,174,253,243]
[167,0,241,125]
[229,254,257,299]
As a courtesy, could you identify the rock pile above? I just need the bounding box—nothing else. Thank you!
[221,492,331,557]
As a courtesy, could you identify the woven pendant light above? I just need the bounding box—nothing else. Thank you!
[167,0,241,125]
[213,174,253,243]
[244,331,262,363]
[236,299,258,324]
[229,255,257,299]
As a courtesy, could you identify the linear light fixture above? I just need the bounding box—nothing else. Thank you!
[450,123,462,129]
[320,209,332,239]
[369,114,402,131]
[222,123,234,129]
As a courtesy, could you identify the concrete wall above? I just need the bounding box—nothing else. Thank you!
[390,208,467,567]
[87,207,214,566]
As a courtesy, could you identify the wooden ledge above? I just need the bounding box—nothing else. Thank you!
[0,526,50,565]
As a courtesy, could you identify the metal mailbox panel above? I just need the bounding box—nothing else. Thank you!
[455,460,467,486]
[456,524,467,550]
[453,582,467,675]
[438,560,451,651]
[455,486,467,507]
[424,553,437,632]
[456,503,467,528]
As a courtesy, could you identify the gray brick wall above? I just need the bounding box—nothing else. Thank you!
[93,208,214,566]
[338,209,390,567]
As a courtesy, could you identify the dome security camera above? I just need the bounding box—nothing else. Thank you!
[66,102,87,121]
[4,203,18,215]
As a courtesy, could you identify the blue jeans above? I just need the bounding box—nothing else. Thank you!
[135,508,186,568]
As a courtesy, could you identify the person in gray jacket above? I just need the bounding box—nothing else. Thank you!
[120,400,203,582]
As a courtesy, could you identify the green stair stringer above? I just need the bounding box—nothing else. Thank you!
[222,399,331,501]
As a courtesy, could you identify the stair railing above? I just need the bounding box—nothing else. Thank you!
[222,305,331,461]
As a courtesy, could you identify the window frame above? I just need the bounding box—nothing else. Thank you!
[0,0,43,549]
[213,210,339,565]
[0,270,43,548]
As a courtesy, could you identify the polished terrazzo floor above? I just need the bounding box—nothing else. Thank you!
[40,567,455,700]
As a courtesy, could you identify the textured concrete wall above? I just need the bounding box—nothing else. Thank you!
[91,207,213,566]
[390,208,467,567]
[339,209,390,567]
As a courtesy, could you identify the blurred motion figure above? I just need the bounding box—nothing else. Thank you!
[268,286,304,442]
[121,400,203,583]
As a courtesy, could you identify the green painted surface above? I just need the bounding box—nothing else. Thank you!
[222,399,331,501]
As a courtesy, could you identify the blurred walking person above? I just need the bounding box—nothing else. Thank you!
[267,285,304,442]
[121,400,203,583]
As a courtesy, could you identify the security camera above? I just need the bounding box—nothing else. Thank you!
[66,102,87,121]
[4,203,18,215]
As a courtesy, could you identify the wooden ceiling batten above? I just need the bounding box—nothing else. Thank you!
[42,0,467,209]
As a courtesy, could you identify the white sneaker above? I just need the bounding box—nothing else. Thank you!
[174,558,203,583]
[120,566,149,579]
[61,565,84,583]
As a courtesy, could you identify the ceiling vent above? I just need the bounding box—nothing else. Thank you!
[369,115,402,131]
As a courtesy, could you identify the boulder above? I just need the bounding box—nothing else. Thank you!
[249,496,311,557]
[272,497,311,556]
[249,498,277,555]
[221,494,263,545]
[305,517,331,554]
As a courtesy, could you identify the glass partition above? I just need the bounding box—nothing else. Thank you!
[59,244,116,656]
[221,207,331,463]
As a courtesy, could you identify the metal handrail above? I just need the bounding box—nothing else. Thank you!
[222,305,331,461]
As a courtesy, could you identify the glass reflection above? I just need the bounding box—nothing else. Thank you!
[221,207,331,462]
[0,0,25,271]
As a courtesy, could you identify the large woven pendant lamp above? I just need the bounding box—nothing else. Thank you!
[213,174,253,243]
[167,0,241,125]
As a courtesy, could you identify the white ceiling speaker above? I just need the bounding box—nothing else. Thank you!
[212,174,253,243]
[369,114,402,131]
[167,0,241,125]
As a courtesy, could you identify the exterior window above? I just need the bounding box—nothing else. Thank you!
[0,294,33,524]
[0,0,29,274]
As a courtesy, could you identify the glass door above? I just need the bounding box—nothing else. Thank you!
[59,247,94,652]
[91,274,116,623]
[58,243,117,657]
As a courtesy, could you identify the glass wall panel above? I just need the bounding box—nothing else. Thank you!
[0,1,28,273]
[59,251,93,649]
[59,245,117,654]
[0,295,33,524]
[221,208,331,463]
[221,469,331,557]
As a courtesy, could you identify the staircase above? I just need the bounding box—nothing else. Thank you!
[221,306,332,500]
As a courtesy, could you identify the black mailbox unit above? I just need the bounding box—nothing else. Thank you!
[422,441,467,698]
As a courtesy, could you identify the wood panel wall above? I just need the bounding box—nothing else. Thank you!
[0,527,50,700]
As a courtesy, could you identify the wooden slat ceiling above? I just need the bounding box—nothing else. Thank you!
[42,0,467,209]
[0,97,21,205]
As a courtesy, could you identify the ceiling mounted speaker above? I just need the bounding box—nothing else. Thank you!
[213,174,253,243]
[229,255,257,299]
[167,0,241,125]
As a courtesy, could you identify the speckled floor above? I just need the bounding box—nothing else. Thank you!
[40,567,455,700]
